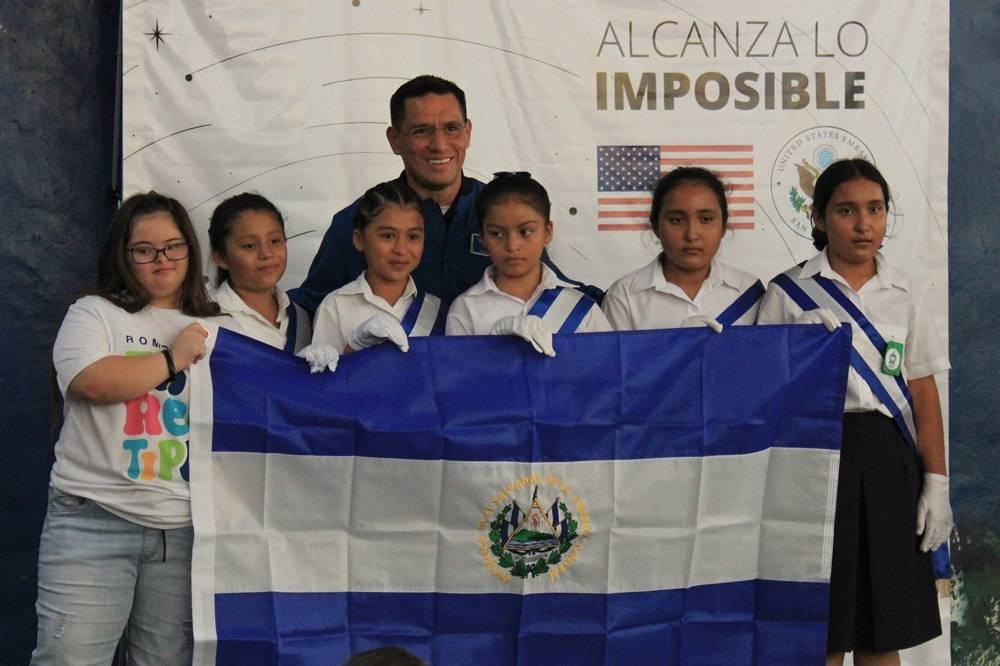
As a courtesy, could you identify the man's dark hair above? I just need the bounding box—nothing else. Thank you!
[389,75,468,128]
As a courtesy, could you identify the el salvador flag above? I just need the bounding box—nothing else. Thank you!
[189,325,850,665]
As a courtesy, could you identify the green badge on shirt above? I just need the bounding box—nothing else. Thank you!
[882,340,904,376]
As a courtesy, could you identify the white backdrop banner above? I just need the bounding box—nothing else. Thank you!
[122,2,950,663]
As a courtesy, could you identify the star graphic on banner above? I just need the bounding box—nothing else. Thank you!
[145,19,170,51]
[413,2,430,16]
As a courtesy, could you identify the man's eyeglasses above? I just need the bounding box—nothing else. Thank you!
[128,242,190,264]
[404,122,467,142]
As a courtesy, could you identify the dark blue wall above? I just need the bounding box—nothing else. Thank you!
[947,2,1000,661]
[1,0,118,658]
[1,2,996,663]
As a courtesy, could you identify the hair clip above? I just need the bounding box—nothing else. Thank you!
[492,171,532,179]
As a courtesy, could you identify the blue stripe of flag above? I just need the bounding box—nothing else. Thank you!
[208,327,849,460]
[214,580,829,666]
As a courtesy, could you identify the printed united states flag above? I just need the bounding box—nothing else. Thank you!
[597,145,755,231]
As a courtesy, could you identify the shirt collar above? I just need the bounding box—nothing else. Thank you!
[274,286,291,311]
[802,249,903,292]
[468,264,570,298]
[395,170,473,213]
[343,272,419,303]
[642,256,736,293]
[213,281,290,323]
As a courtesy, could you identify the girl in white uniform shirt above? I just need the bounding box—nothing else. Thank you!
[311,180,444,355]
[33,192,217,663]
[757,159,950,664]
[208,193,312,354]
[445,172,609,356]
[602,167,763,332]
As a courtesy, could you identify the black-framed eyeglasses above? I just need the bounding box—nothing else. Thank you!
[128,242,190,264]
[492,171,532,179]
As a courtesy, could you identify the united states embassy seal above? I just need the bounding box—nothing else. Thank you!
[770,126,874,239]
[477,473,590,582]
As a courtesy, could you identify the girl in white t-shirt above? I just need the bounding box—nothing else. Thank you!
[446,172,609,356]
[209,193,311,353]
[312,180,444,355]
[32,192,219,663]
[602,167,763,332]
[757,159,950,664]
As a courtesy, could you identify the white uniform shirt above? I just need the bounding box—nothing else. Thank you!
[212,280,292,350]
[446,265,611,335]
[602,257,761,331]
[757,249,949,414]
[312,272,419,351]
[50,295,217,529]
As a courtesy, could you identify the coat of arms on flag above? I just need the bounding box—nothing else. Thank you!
[481,476,586,581]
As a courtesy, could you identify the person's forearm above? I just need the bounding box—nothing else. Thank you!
[67,352,174,404]
[909,374,946,475]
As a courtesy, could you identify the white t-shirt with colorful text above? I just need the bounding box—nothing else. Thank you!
[50,295,212,529]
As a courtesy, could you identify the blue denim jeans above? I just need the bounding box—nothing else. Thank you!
[31,488,193,665]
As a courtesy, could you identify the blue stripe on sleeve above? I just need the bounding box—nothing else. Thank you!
[558,294,597,333]
[399,291,426,335]
[716,280,764,327]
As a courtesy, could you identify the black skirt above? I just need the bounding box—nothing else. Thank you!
[827,412,941,652]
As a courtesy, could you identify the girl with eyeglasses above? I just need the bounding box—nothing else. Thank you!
[445,173,609,356]
[602,167,764,333]
[32,192,220,663]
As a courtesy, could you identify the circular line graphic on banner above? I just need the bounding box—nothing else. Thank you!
[770,126,875,239]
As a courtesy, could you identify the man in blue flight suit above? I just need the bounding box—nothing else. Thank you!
[291,74,599,314]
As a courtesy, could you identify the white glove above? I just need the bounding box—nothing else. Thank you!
[490,315,556,357]
[680,314,723,333]
[794,308,841,332]
[295,344,340,373]
[347,313,409,352]
[916,472,953,553]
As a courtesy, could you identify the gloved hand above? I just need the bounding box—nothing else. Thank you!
[296,344,340,373]
[680,314,723,333]
[348,313,409,352]
[794,307,841,332]
[916,472,953,552]
[490,315,556,357]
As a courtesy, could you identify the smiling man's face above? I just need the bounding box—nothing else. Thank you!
[386,93,471,204]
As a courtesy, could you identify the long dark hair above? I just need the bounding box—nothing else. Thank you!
[95,191,218,316]
[208,192,286,287]
[810,158,891,250]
